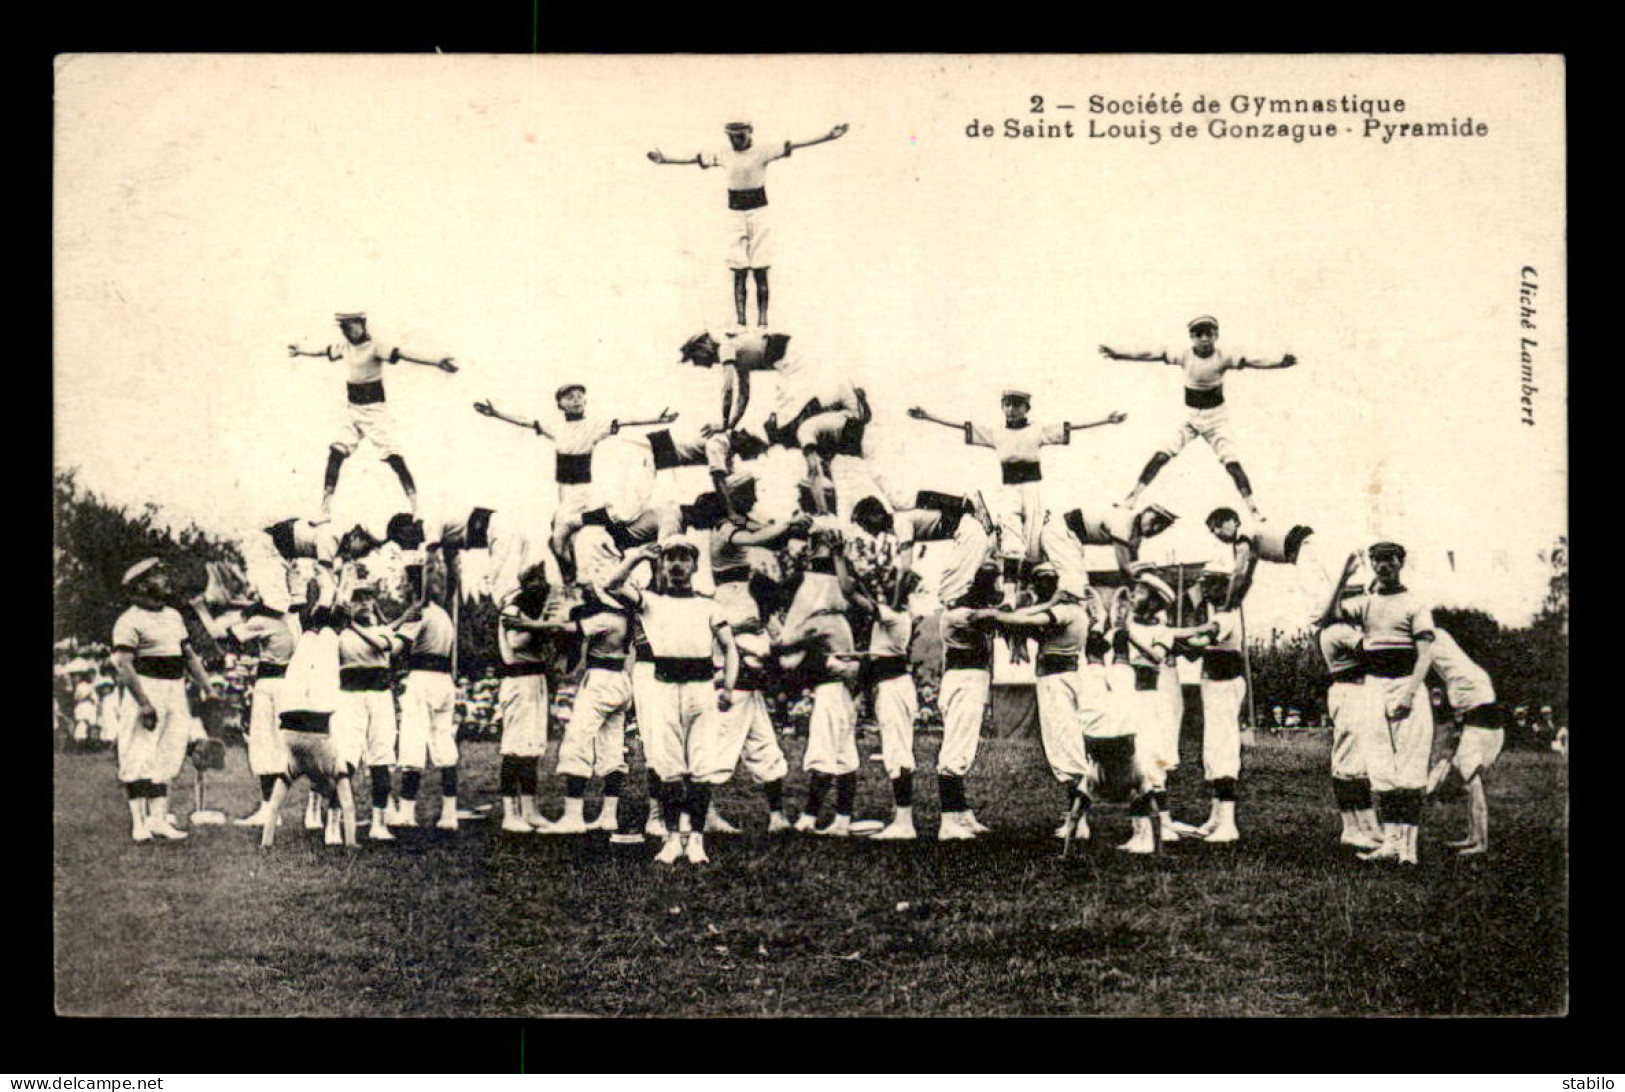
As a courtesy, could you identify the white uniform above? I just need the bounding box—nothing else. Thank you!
[556,602,633,780]
[1238,521,1331,621]
[431,507,534,603]
[868,604,919,780]
[798,613,860,776]
[1320,623,1376,781]
[72,680,96,741]
[710,627,789,785]
[495,587,551,761]
[334,622,397,771]
[111,605,195,784]
[1342,588,1436,792]
[965,419,1071,562]
[1025,600,1091,784]
[329,337,403,458]
[1198,611,1246,782]
[395,603,459,771]
[1430,629,1503,777]
[895,496,992,606]
[1039,506,1136,594]
[278,615,346,784]
[624,588,727,782]
[701,138,790,269]
[645,427,733,524]
[1156,348,1242,463]
[228,610,299,777]
[551,415,619,530]
[938,604,993,778]
[1125,619,1175,789]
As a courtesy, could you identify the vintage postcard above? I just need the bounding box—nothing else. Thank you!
[53,54,1566,1019]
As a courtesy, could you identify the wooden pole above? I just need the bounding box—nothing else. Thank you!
[1239,601,1257,746]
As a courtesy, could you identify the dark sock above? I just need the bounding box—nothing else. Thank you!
[1374,790,1395,825]
[259,775,279,802]
[564,775,587,799]
[499,756,521,796]
[892,771,914,808]
[603,771,625,799]
[517,760,538,797]
[1223,460,1253,497]
[124,782,142,800]
[938,773,967,814]
[803,771,832,818]
[834,772,857,817]
[1137,451,1171,487]
[440,768,458,799]
[661,783,684,831]
[370,767,391,809]
[1332,776,1364,812]
[647,768,661,801]
[1211,777,1237,802]
[384,454,417,495]
[763,778,784,811]
[323,449,346,492]
[687,781,712,828]
[1151,789,1168,812]
[401,770,422,801]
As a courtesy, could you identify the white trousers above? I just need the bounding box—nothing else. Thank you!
[245,677,290,776]
[117,677,191,784]
[874,674,919,779]
[1036,671,1089,783]
[803,680,859,775]
[1327,680,1378,780]
[557,668,630,778]
[937,669,988,777]
[334,689,397,770]
[397,671,458,770]
[709,689,790,785]
[643,679,723,782]
[1199,676,1246,781]
[498,673,550,759]
[1363,675,1435,792]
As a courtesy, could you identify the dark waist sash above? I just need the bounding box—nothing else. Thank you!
[136,656,185,680]
[649,429,707,471]
[266,519,300,561]
[1459,702,1507,730]
[499,660,549,679]
[609,520,648,554]
[1283,524,1314,565]
[835,415,867,458]
[869,655,910,683]
[408,653,453,674]
[1133,665,1161,691]
[1328,665,1367,685]
[1001,460,1042,485]
[654,657,713,684]
[1037,652,1080,677]
[728,187,767,211]
[340,666,393,691]
[945,647,993,672]
[1185,386,1225,410]
[1085,632,1111,663]
[633,638,654,661]
[347,380,386,405]
[1202,650,1246,682]
[713,564,752,585]
[466,507,495,550]
[280,710,331,734]
[762,333,790,368]
[807,557,836,575]
[556,452,594,485]
[255,662,289,681]
[1364,647,1418,678]
[913,491,967,541]
[585,656,627,674]
[734,663,771,692]
[1064,508,1097,546]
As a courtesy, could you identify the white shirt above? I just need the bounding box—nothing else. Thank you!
[867,603,913,657]
[329,338,401,385]
[704,139,788,191]
[1165,348,1240,391]
[627,590,725,660]
[1429,629,1495,710]
[966,420,1071,466]
[112,605,189,659]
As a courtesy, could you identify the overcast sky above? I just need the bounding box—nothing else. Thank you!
[54,54,1566,632]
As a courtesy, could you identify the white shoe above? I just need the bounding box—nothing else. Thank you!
[436,813,459,832]
[1203,821,1239,844]
[501,815,536,833]
[684,833,710,864]
[1340,831,1382,851]
[147,818,189,842]
[704,812,742,835]
[1117,819,1156,854]
[368,822,395,842]
[766,811,791,834]
[653,836,683,865]
[645,814,668,839]
[585,811,619,832]
[1168,818,1208,838]
[1358,839,1401,863]
[792,814,819,834]
[869,818,917,841]
[536,814,588,835]
[1057,814,1091,843]
[961,810,992,835]
[938,814,975,841]
[391,806,419,829]
[304,799,323,831]
[817,816,852,838]
[1158,816,1182,842]
[232,805,271,827]
[131,826,153,844]
[324,819,342,846]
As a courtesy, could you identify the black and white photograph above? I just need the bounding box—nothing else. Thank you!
[51,53,1568,1019]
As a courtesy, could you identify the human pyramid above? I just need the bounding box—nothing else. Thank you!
[106,119,1507,867]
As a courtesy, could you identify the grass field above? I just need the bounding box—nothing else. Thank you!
[53,727,1567,1017]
